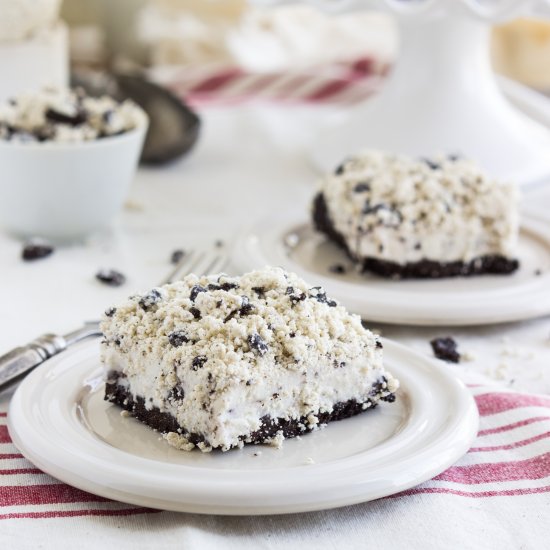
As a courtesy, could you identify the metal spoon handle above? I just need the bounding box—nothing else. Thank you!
[0,323,101,392]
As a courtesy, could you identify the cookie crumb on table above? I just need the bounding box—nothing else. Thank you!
[430,337,461,363]
[96,268,126,287]
[22,239,54,261]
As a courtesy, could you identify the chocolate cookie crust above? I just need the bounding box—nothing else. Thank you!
[313,192,519,279]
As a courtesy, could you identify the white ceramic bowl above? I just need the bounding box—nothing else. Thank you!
[0,125,147,241]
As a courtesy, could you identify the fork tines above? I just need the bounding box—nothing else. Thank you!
[161,244,229,285]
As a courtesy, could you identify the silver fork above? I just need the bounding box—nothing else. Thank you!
[0,244,229,392]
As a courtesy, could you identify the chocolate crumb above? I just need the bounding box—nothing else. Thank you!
[190,285,207,302]
[22,240,54,261]
[329,264,346,275]
[422,158,441,170]
[189,307,201,319]
[168,330,189,347]
[239,296,255,316]
[220,282,238,291]
[535,269,542,276]
[191,355,207,370]
[170,249,185,264]
[96,269,126,287]
[430,337,460,363]
[248,333,268,356]
[139,289,162,311]
[252,286,266,298]
[309,287,337,307]
[334,163,345,175]
[354,182,371,193]
[45,108,87,126]
[376,341,383,349]
[105,307,117,317]
[169,385,185,401]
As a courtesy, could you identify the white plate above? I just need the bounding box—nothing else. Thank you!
[232,216,550,326]
[8,338,477,515]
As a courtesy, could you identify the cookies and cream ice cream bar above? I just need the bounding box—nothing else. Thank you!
[101,267,398,452]
[313,150,520,278]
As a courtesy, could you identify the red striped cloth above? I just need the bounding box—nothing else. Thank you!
[150,57,387,108]
[1,385,550,518]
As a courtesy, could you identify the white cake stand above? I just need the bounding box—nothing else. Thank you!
[255,0,550,185]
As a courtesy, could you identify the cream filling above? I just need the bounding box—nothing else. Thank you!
[103,346,397,451]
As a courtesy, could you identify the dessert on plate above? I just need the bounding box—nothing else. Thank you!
[0,86,147,143]
[101,267,399,452]
[313,150,520,279]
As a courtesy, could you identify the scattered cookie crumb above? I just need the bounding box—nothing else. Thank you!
[534,269,542,276]
[96,268,126,287]
[304,457,315,465]
[170,249,185,265]
[253,451,263,457]
[120,410,130,418]
[460,350,476,362]
[430,337,460,363]
[22,239,54,261]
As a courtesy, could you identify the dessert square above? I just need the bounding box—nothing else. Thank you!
[101,267,398,452]
[313,151,520,279]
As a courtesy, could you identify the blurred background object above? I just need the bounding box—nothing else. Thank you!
[61,0,397,72]
[493,17,550,91]
[3,0,546,174]
[59,0,550,94]
[0,0,67,101]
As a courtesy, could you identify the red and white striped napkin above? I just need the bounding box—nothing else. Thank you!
[1,381,549,545]
[150,57,386,108]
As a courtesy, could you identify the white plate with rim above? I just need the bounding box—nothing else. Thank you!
[232,214,550,326]
[8,337,478,515]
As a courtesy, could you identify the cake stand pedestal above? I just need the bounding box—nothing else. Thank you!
[310,13,550,185]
